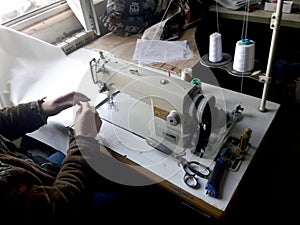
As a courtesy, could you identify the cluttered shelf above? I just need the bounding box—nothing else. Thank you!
[209,3,300,28]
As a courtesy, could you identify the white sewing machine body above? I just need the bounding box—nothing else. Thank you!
[90,51,216,154]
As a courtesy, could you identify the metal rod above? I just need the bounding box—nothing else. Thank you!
[259,0,283,112]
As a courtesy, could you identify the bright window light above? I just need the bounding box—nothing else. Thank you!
[0,0,66,25]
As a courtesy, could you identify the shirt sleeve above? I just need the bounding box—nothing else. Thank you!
[0,99,48,140]
[0,131,102,224]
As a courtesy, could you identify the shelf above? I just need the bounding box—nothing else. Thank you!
[209,4,300,28]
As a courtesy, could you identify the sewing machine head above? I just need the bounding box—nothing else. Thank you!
[90,51,218,155]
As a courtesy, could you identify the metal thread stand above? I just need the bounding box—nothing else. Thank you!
[259,0,283,112]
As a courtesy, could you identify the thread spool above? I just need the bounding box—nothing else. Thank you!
[181,67,193,82]
[232,39,255,73]
[209,32,223,63]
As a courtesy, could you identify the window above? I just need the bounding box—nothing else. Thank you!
[0,0,67,26]
[0,0,105,51]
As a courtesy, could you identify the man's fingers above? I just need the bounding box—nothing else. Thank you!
[74,101,101,137]
[95,112,102,132]
[59,92,90,106]
[80,101,92,110]
[73,92,91,104]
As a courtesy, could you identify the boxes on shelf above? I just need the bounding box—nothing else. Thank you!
[264,1,294,13]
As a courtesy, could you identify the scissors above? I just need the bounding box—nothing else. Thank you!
[146,138,210,189]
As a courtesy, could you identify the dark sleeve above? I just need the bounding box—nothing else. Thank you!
[14,134,101,224]
[0,99,47,140]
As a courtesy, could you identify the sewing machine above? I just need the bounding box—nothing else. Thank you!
[90,51,230,157]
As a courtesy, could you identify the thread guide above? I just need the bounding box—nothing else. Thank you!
[200,0,284,113]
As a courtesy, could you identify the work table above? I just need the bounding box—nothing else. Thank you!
[67,27,280,218]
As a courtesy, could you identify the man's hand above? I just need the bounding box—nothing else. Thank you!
[74,102,101,138]
[41,92,90,117]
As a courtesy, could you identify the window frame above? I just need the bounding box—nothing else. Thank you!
[2,0,106,45]
[2,1,69,30]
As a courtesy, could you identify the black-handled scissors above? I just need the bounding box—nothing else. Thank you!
[174,153,210,188]
[146,138,211,189]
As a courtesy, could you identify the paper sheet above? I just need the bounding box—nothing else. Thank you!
[0,25,90,153]
[132,39,194,65]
